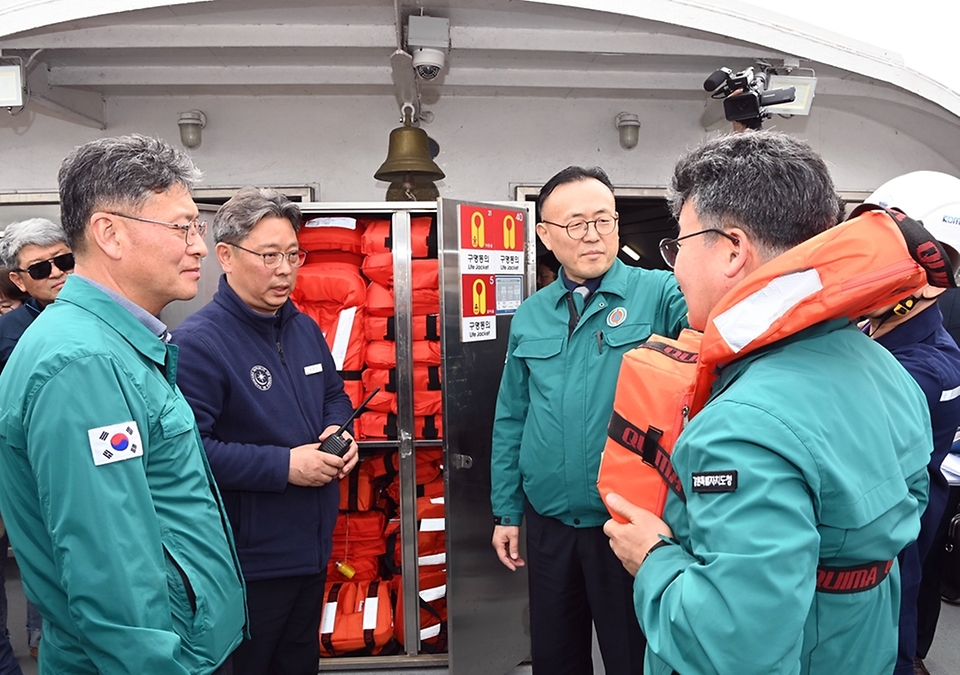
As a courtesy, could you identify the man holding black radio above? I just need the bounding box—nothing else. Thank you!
[174,186,357,675]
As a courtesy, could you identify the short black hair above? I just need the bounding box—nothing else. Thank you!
[537,166,615,218]
[668,131,841,257]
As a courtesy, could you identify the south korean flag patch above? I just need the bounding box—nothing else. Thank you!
[88,421,143,466]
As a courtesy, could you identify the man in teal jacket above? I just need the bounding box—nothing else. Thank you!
[0,135,246,674]
[491,166,687,674]
[604,131,931,675]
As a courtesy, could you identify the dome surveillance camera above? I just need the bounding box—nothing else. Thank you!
[412,47,445,81]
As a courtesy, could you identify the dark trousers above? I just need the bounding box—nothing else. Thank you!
[233,572,326,675]
[525,505,646,675]
[917,485,960,659]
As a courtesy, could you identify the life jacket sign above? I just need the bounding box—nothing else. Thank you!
[458,204,526,274]
[461,274,497,343]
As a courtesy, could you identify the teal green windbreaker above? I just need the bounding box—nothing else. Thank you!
[636,320,930,675]
[0,277,246,674]
[491,259,687,527]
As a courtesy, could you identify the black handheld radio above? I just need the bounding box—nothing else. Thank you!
[318,387,381,457]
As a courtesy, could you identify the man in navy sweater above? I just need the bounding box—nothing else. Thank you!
[174,187,357,675]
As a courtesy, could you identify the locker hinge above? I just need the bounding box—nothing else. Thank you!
[450,453,473,469]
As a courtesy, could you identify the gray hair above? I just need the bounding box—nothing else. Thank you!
[668,131,841,259]
[58,134,202,254]
[0,218,68,270]
[213,187,302,244]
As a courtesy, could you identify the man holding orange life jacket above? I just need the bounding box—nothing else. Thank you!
[604,132,932,675]
[491,166,687,674]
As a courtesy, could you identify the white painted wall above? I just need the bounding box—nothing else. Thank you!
[1,94,957,206]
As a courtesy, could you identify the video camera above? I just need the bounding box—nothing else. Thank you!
[704,66,796,128]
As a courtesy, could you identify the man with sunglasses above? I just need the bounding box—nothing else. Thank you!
[0,135,246,675]
[0,217,73,373]
[173,187,356,675]
[491,166,687,675]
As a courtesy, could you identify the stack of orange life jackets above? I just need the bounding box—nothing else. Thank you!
[358,217,443,440]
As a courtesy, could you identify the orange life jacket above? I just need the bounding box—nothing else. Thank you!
[318,579,393,657]
[356,412,443,440]
[365,340,442,370]
[366,282,440,318]
[391,564,448,654]
[327,510,387,582]
[292,262,368,407]
[361,366,442,416]
[299,219,364,255]
[362,253,440,291]
[364,314,441,342]
[385,489,446,571]
[361,217,436,257]
[598,207,955,520]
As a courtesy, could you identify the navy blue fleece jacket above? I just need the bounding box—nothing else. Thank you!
[173,275,354,581]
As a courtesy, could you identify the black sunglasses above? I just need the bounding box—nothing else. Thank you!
[17,252,75,280]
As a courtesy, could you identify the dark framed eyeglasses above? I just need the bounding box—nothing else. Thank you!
[16,252,75,280]
[541,215,618,240]
[108,212,208,244]
[659,228,739,268]
[228,243,307,269]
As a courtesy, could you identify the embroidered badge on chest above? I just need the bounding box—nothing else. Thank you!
[691,470,738,493]
[88,421,143,466]
[607,307,627,327]
[250,364,273,391]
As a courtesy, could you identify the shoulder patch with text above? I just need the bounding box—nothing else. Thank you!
[88,421,143,466]
[691,470,738,493]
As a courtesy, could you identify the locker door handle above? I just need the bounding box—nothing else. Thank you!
[450,453,474,469]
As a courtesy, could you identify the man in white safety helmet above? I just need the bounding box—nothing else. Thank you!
[861,170,960,675]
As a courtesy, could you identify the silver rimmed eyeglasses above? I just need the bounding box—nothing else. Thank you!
[659,228,739,268]
[108,212,207,245]
[228,243,307,269]
[541,215,618,240]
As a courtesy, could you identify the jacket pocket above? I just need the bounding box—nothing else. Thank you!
[603,321,652,350]
[513,337,564,360]
[159,400,194,439]
[164,543,199,636]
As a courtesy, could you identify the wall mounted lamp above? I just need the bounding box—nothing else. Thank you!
[178,110,206,149]
[0,59,25,109]
[615,112,640,150]
[766,71,817,116]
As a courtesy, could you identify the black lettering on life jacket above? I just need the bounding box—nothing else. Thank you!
[607,411,685,502]
[641,340,699,364]
[915,241,951,288]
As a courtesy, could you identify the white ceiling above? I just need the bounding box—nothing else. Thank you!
[0,0,958,154]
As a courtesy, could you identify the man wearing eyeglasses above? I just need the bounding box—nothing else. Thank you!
[0,217,73,373]
[173,186,357,675]
[0,135,246,674]
[603,132,933,675]
[491,166,687,675]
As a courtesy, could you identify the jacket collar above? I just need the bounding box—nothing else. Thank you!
[874,303,944,351]
[213,273,298,335]
[547,258,632,310]
[55,275,168,366]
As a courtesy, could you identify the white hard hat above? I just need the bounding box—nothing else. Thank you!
[867,171,960,267]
